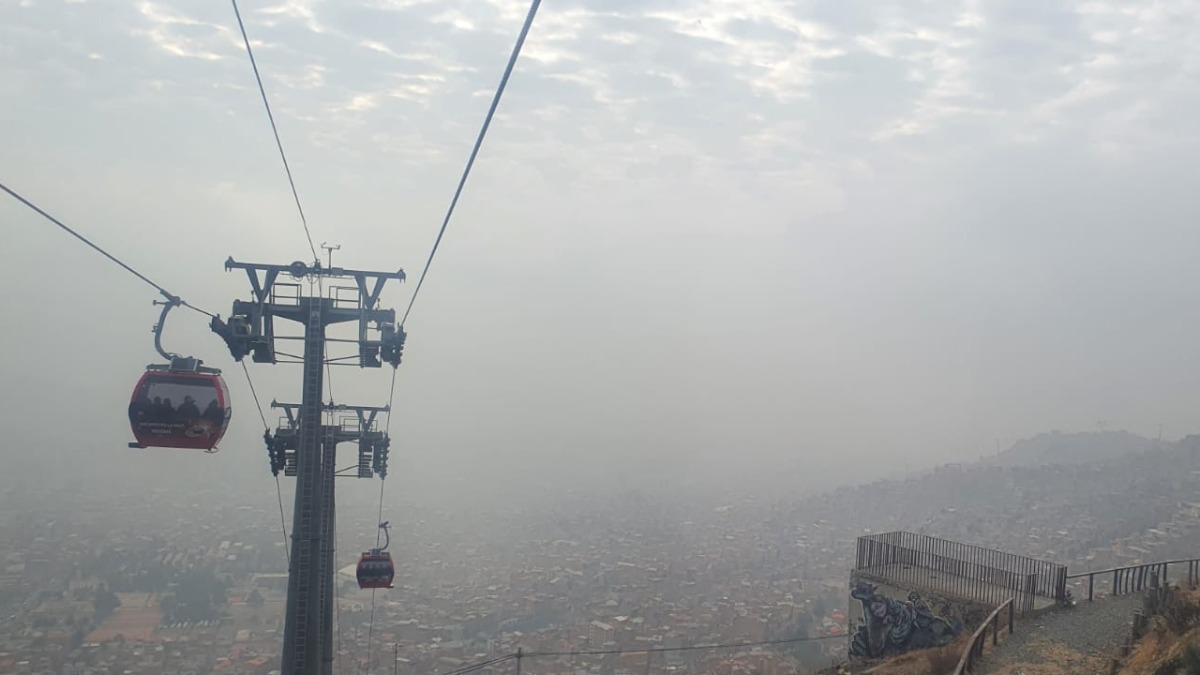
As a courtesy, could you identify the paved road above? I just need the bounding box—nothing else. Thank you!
[979,594,1143,675]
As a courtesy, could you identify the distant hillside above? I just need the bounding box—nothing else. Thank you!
[778,435,1200,567]
[979,430,1161,468]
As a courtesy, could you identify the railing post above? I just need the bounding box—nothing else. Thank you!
[1024,573,1037,614]
[1089,573,1095,602]
[1008,599,1014,635]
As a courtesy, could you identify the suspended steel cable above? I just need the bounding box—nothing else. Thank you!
[242,361,292,567]
[432,633,847,675]
[439,654,518,675]
[398,0,543,328]
[374,480,386,547]
[333,502,343,660]
[229,0,319,263]
[362,587,378,675]
[522,633,847,658]
[381,367,398,437]
[363,371,395,673]
[274,476,291,566]
[242,361,270,430]
[362,480,387,674]
[360,5,544,657]
[1,180,214,316]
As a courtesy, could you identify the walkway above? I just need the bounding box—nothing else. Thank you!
[979,594,1143,675]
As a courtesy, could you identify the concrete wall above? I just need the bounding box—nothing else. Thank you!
[846,571,991,662]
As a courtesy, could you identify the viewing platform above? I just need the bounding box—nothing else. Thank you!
[854,531,1067,614]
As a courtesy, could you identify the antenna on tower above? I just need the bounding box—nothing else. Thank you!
[320,242,341,268]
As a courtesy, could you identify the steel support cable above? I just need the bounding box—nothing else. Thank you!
[273,476,290,566]
[363,477,387,673]
[333,503,343,659]
[366,6,542,668]
[396,628,843,675]
[362,587,378,675]
[441,634,844,667]
[363,371,395,673]
[522,634,846,659]
[381,367,398,436]
[242,361,271,430]
[230,0,319,263]
[375,480,386,547]
[440,654,518,675]
[242,361,292,567]
[386,629,844,672]
[1,180,214,317]
[398,0,543,328]
[376,0,541,541]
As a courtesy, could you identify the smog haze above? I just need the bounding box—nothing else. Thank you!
[2,0,1198,509]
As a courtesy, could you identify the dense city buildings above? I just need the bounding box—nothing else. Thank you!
[4,433,1200,675]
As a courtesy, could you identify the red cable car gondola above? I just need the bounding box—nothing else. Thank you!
[127,297,232,452]
[357,521,395,589]
[128,361,231,450]
[356,549,395,589]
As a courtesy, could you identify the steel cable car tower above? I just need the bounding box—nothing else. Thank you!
[2,0,544,672]
[210,257,406,675]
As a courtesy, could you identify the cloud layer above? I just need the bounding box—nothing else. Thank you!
[3,0,1200,493]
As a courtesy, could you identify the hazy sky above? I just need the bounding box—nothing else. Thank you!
[3,0,1199,500]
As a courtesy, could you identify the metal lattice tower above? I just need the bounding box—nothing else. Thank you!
[211,258,406,675]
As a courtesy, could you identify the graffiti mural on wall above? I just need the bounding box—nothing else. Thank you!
[848,580,963,660]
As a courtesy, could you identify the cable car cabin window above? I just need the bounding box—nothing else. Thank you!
[129,374,226,446]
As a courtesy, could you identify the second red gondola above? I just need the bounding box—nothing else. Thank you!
[356,549,395,589]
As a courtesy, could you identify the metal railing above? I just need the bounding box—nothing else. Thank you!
[856,532,1068,612]
[1068,558,1200,601]
[952,597,1015,675]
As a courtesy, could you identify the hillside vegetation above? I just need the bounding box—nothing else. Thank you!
[1120,586,1200,675]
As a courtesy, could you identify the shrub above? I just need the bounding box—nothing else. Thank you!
[1162,590,1200,635]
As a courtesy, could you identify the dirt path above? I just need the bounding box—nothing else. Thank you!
[978,595,1143,675]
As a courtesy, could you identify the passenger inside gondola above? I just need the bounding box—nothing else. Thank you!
[130,369,230,450]
[177,395,201,418]
[203,399,224,425]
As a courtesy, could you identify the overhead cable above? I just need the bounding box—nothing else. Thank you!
[1,180,213,317]
[523,633,847,658]
[439,654,518,675]
[399,0,543,327]
[230,0,319,263]
[368,9,545,656]
[241,361,291,566]
[438,635,845,675]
